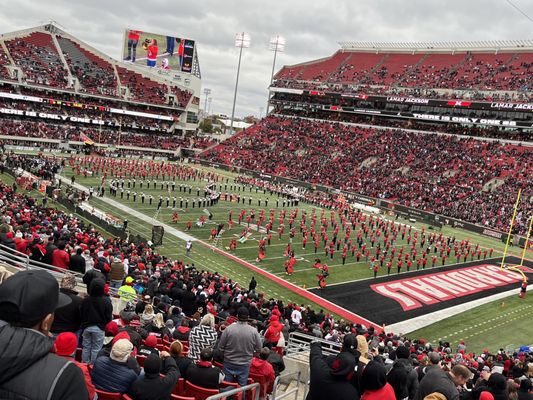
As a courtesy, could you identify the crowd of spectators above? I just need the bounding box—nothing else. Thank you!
[0,117,214,152]
[201,115,532,234]
[0,158,531,399]
[276,108,533,142]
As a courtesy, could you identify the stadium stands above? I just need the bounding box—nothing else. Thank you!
[200,115,532,234]
[274,48,533,96]
[5,32,70,88]
[57,36,118,97]
[0,46,13,80]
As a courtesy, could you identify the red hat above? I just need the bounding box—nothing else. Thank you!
[145,335,157,348]
[54,332,78,357]
[105,321,119,336]
[111,331,130,346]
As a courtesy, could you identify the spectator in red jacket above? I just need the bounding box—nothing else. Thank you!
[54,331,96,399]
[249,348,276,395]
[264,315,284,347]
[52,242,70,270]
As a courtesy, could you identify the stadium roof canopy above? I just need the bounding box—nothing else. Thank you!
[338,39,533,53]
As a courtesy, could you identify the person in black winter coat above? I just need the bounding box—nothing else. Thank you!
[69,248,86,274]
[387,345,419,400]
[518,379,533,400]
[306,341,360,400]
[129,352,180,400]
[181,285,197,316]
[475,373,510,400]
[82,268,105,290]
[186,348,224,390]
[1,231,17,252]
[51,274,82,335]
[0,269,89,400]
[91,338,138,394]
[80,279,113,364]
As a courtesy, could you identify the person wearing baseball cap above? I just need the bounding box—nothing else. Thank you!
[0,270,89,399]
[218,307,262,386]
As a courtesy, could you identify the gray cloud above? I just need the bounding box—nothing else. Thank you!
[0,0,531,117]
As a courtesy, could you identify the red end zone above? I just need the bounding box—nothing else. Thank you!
[371,264,532,311]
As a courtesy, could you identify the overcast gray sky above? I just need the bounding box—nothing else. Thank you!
[0,0,532,117]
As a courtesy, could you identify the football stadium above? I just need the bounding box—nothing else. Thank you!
[0,3,532,399]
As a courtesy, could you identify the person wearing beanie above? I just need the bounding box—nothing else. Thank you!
[361,360,395,400]
[417,352,441,382]
[186,347,225,390]
[387,344,419,400]
[218,306,262,386]
[54,332,96,399]
[128,351,179,400]
[306,341,359,400]
[139,334,159,357]
[91,338,138,394]
[50,274,83,335]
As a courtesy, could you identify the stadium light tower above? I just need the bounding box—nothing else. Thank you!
[203,88,211,116]
[267,35,286,114]
[229,32,251,135]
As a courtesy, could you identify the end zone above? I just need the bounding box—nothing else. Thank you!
[309,257,533,328]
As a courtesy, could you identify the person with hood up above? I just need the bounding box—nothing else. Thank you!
[387,344,419,400]
[360,360,396,399]
[128,352,180,400]
[80,278,113,364]
[306,341,360,400]
[0,270,88,399]
[264,314,284,347]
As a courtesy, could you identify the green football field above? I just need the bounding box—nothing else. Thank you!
[4,155,531,352]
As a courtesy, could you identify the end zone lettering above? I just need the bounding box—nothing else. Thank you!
[370,265,530,311]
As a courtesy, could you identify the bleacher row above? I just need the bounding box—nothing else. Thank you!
[274,49,533,93]
[200,115,533,235]
[1,31,193,108]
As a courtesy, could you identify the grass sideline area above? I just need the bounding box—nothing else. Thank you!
[408,293,533,353]
[3,155,531,351]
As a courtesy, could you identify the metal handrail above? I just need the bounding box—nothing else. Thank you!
[286,331,342,358]
[205,382,260,400]
[271,371,302,400]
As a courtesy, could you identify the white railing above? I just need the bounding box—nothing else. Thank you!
[285,331,342,358]
[206,382,260,400]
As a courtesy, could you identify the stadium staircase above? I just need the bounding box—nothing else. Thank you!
[50,34,75,86]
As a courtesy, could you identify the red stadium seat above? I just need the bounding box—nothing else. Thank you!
[173,378,186,395]
[94,389,122,400]
[136,355,146,367]
[184,381,219,400]
[170,395,195,400]
[248,372,270,400]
